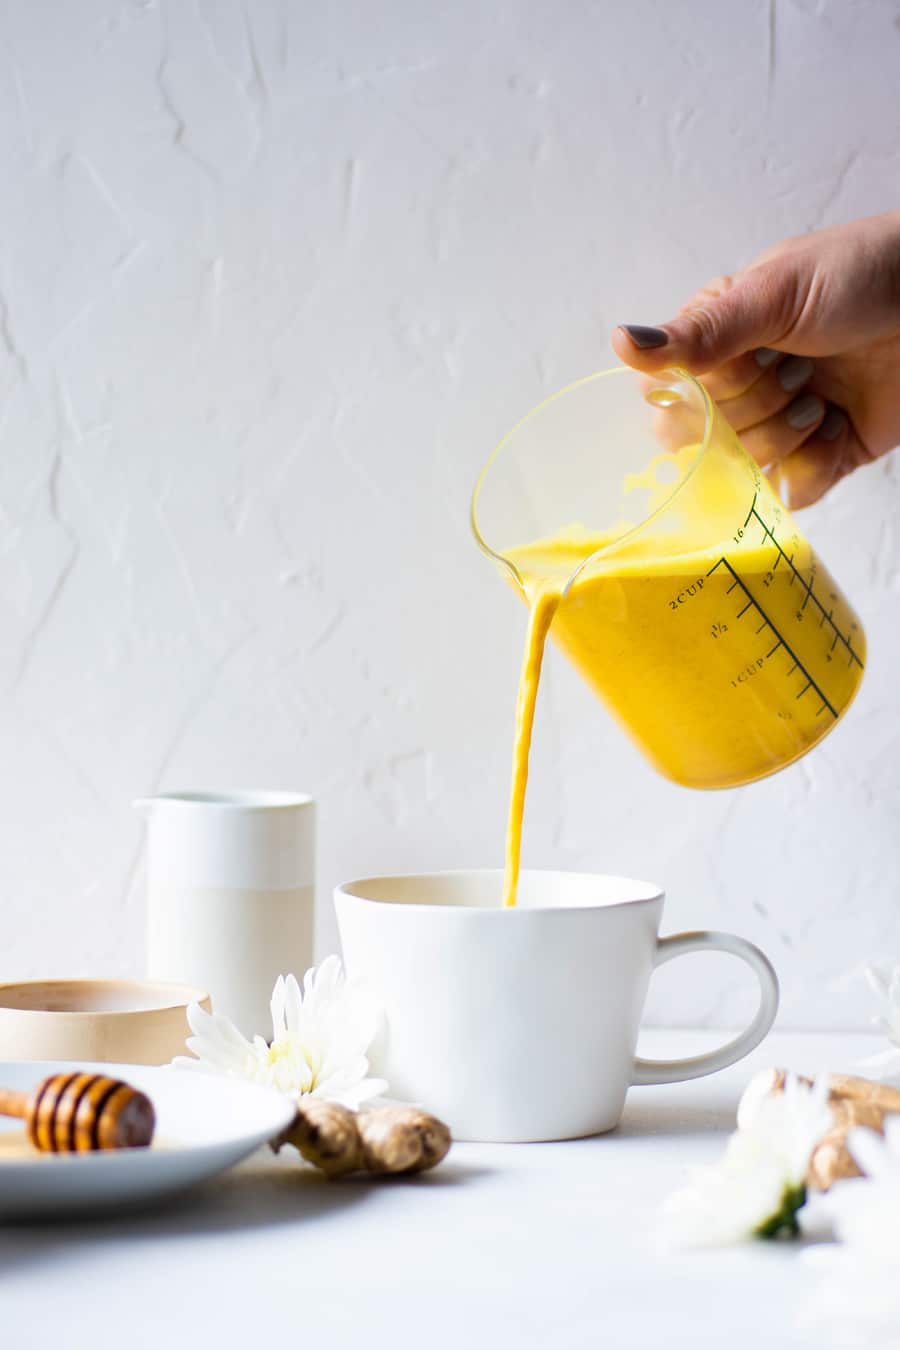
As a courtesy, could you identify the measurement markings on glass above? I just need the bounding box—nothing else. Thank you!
[706,556,838,720]
[743,492,863,669]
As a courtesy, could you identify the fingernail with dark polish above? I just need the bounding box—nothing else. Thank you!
[754,347,780,368]
[785,393,824,430]
[819,407,847,442]
[778,356,814,392]
[621,325,669,350]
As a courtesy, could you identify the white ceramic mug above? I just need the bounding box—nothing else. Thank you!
[138,791,315,1037]
[334,870,779,1142]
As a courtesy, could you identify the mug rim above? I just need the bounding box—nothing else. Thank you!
[335,867,664,914]
[134,789,314,811]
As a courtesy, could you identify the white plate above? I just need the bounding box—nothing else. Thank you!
[0,1060,296,1219]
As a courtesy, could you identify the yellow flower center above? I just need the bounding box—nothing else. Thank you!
[266,1040,292,1067]
[264,1036,319,1092]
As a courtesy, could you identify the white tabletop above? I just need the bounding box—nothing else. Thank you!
[0,1030,876,1348]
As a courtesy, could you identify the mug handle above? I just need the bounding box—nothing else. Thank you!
[631,930,779,1087]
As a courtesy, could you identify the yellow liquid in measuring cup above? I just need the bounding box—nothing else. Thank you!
[501,489,865,908]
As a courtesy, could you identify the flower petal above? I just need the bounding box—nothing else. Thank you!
[270,975,287,1040]
[865,965,891,1001]
[847,1125,890,1181]
[170,1055,214,1074]
[283,972,304,1038]
[736,1068,779,1130]
[855,1047,900,1080]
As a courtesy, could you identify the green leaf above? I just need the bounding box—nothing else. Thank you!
[754,1184,807,1240]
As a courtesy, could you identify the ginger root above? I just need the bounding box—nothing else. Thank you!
[753,1068,900,1191]
[272,1099,452,1180]
[357,1105,452,1174]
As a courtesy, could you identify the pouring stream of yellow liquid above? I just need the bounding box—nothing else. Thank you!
[501,587,561,908]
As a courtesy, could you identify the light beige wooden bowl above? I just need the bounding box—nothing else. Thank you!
[0,979,212,1065]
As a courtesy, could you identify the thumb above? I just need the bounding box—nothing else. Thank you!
[612,262,796,375]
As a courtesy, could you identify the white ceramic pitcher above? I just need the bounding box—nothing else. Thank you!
[137,791,316,1038]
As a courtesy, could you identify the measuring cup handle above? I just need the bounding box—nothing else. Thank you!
[630,931,779,1087]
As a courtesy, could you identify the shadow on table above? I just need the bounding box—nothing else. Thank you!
[0,1151,493,1278]
[615,1098,736,1138]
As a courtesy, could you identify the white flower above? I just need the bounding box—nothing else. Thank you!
[856,964,900,1084]
[800,1117,900,1346]
[661,1073,833,1248]
[172,956,388,1109]
[737,1070,834,1186]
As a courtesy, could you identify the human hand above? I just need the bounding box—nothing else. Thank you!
[611,212,900,506]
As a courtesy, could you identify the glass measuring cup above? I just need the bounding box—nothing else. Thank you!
[471,367,866,789]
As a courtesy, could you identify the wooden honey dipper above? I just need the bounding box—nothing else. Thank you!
[0,1072,156,1153]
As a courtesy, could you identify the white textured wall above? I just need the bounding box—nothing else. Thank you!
[2,0,899,1031]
